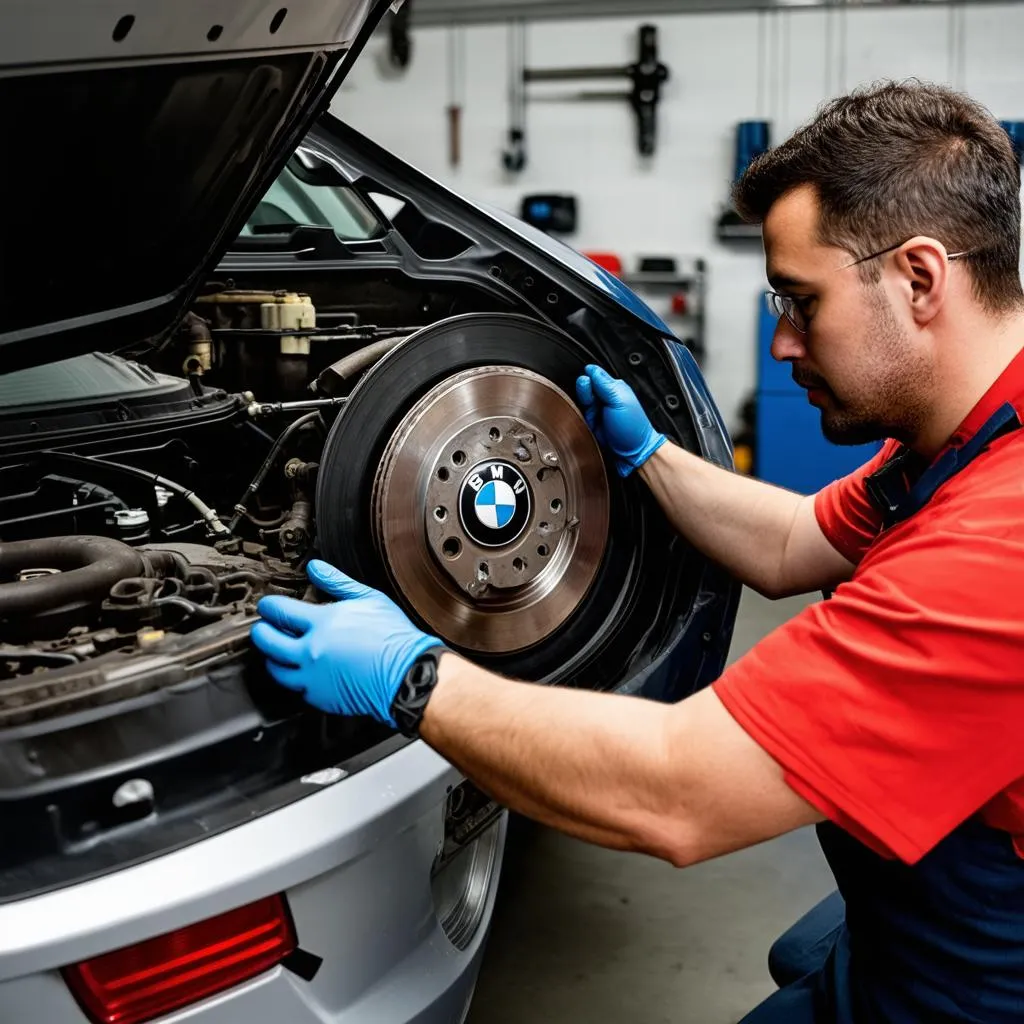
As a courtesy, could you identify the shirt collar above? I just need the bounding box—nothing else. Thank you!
[946,345,1024,449]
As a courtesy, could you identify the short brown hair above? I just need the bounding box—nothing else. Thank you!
[734,81,1024,313]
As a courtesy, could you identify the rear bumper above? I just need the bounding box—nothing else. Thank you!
[0,739,505,1023]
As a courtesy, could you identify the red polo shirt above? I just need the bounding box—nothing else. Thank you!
[714,346,1024,865]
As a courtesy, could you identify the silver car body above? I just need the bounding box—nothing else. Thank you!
[0,738,504,1023]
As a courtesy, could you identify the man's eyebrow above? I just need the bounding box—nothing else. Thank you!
[768,271,810,290]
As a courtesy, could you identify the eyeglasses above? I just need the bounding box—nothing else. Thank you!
[766,240,977,334]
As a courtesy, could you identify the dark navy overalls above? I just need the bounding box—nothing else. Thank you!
[741,403,1024,1024]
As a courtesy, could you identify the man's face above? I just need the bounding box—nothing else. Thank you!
[762,185,932,446]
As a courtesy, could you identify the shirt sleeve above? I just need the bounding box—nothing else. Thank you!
[813,441,896,564]
[713,512,1024,865]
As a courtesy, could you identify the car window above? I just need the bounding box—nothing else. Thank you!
[237,151,383,242]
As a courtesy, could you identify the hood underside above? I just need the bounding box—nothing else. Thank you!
[0,0,388,372]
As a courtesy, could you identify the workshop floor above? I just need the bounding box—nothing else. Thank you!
[467,589,836,1024]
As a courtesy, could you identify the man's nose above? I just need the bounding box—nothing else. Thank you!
[770,317,807,362]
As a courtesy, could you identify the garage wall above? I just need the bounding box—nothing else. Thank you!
[332,3,1024,431]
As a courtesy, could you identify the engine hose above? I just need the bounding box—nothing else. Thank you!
[151,596,234,620]
[243,510,288,529]
[0,536,145,619]
[319,336,407,388]
[42,451,230,537]
[227,411,322,534]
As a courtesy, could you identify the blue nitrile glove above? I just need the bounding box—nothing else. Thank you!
[250,559,443,727]
[575,364,667,477]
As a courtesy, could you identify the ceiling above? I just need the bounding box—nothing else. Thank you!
[406,0,1019,26]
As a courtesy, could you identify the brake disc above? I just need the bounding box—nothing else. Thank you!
[316,313,619,660]
[372,364,609,652]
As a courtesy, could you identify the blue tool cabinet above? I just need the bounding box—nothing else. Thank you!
[755,295,882,495]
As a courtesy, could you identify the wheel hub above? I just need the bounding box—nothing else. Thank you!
[427,420,568,594]
[373,365,609,653]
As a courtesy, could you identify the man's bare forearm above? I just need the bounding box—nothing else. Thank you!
[419,653,822,868]
[421,654,683,861]
[638,442,811,597]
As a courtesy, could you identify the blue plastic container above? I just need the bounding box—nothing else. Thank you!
[1000,121,1024,163]
[734,121,771,183]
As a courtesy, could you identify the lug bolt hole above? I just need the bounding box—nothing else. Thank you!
[434,506,448,522]
[452,450,467,467]
[513,557,525,572]
[488,427,502,442]
[539,521,550,531]
[437,467,450,481]
[550,498,562,513]
[537,544,550,557]
[442,538,462,559]
[477,562,490,580]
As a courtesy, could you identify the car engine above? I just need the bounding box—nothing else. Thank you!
[0,348,323,716]
[0,321,395,900]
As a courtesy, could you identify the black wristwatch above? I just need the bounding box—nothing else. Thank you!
[391,646,448,738]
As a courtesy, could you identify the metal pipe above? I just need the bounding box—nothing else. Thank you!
[524,65,626,81]
[194,291,282,304]
[247,398,347,417]
[410,0,998,28]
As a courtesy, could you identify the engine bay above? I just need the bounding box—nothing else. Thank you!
[0,256,711,901]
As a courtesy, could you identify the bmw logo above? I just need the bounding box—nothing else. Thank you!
[458,460,532,548]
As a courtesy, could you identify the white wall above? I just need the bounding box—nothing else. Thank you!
[333,3,1024,430]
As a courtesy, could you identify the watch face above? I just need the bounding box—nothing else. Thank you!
[458,459,532,548]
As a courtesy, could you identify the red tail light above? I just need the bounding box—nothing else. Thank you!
[63,895,297,1024]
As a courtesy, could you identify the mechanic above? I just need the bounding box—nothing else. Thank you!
[251,81,1024,1023]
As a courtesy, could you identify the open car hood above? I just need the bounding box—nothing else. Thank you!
[0,0,391,372]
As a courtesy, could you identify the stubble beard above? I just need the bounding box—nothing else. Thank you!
[819,290,931,447]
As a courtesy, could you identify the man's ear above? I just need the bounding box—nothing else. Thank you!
[893,236,949,326]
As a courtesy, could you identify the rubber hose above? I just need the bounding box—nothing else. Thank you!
[328,337,405,381]
[0,536,145,619]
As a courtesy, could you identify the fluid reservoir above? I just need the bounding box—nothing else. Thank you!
[260,293,316,355]
[108,508,151,545]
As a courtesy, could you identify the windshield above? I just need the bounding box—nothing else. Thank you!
[238,151,382,242]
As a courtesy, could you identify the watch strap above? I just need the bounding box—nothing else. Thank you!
[391,646,448,737]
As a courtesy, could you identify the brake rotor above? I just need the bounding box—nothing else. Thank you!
[316,313,638,678]
[373,365,609,652]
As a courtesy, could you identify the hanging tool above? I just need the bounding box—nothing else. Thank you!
[502,20,527,172]
[446,25,465,169]
[522,24,669,158]
[388,0,412,70]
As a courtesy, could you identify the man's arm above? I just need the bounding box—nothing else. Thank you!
[252,562,823,865]
[422,653,823,867]
[639,442,854,599]
[576,365,853,599]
